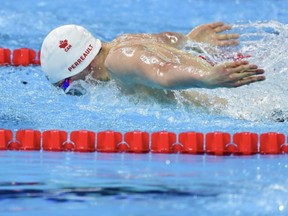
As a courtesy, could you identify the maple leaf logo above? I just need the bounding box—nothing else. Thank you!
[59,39,69,49]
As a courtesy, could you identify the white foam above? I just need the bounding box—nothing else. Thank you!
[184,21,288,122]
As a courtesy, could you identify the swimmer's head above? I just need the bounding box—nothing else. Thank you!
[40,25,101,84]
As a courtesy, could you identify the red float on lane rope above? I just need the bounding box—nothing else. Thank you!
[206,132,234,155]
[8,129,41,151]
[43,130,68,151]
[97,130,122,152]
[260,132,285,154]
[124,131,149,153]
[13,48,37,66]
[0,48,11,65]
[70,130,96,152]
[0,129,13,150]
[178,132,204,154]
[233,132,258,155]
[151,131,176,153]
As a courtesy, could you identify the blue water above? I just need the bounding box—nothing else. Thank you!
[1,151,288,216]
[1,0,288,215]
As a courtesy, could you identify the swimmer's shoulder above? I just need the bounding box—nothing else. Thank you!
[105,44,138,74]
[105,43,153,75]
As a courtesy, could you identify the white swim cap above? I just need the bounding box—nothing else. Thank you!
[41,25,101,84]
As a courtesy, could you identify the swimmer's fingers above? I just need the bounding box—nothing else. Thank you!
[208,22,226,30]
[227,63,259,73]
[241,68,265,77]
[226,62,265,87]
[229,69,265,81]
[214,24,232,33]
[216,39,239,46]
[230,76,266,88]
[216,34,240,46]
[209,22,234,33]
[222,60,249,69]
[227,62,265,79]
[217,33,240,40]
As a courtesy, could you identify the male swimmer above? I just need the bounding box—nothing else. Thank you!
[41,22,265,96]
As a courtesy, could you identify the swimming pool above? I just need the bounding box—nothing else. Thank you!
[1,0,288,215]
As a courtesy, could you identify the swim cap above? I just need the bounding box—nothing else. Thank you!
[40,25,101,84]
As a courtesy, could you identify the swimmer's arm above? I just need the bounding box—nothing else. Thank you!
[139,61,265,89]
[154,61,265,89]
[105,46,265,89]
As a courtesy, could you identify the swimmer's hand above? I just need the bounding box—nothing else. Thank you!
[203,61,265,88]
[188,22,240,46]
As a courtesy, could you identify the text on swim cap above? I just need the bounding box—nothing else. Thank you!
[68,44,93,72]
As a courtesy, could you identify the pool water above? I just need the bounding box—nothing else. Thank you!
[1,0,288,215]
[1,151,288,216]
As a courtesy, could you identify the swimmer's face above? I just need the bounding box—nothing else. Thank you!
[70,64,93,82]
[55,63,93,91]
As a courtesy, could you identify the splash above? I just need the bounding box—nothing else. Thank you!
[183,21,288,122]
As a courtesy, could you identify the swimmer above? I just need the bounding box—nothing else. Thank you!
[41,22,265,95]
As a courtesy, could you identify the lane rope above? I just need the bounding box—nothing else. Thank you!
[1,129,288,155]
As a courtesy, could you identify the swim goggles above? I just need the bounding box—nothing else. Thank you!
[59,78,71,91]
